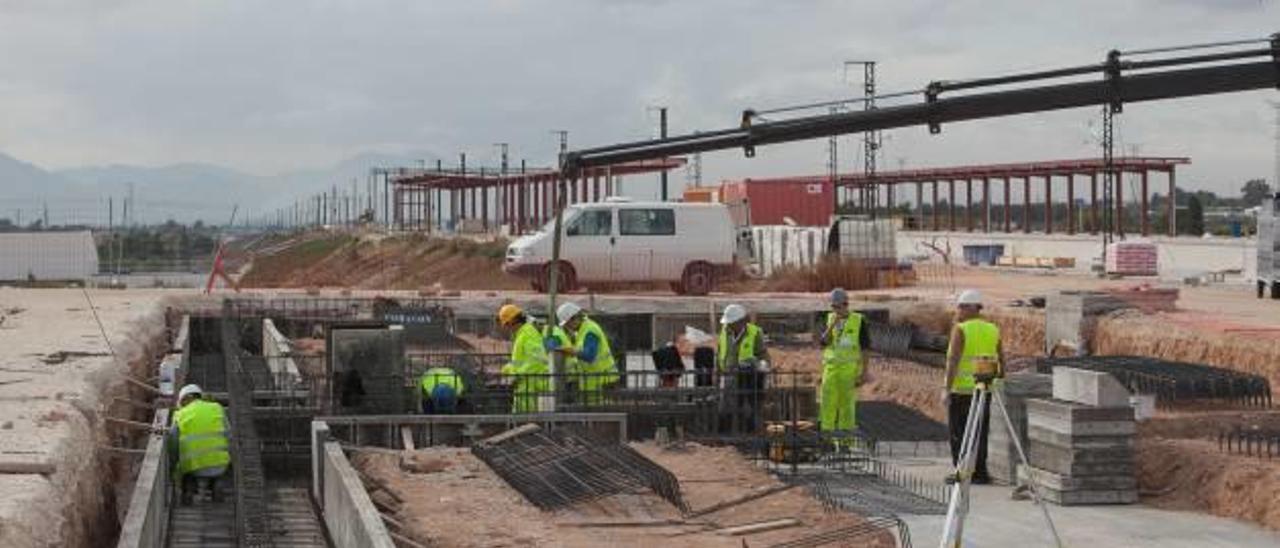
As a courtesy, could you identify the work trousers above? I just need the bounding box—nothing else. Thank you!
[820,363,858,432]
[948,393,991,481]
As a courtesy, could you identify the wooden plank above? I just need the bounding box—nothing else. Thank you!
[715,518,801,536]
[686,484,797,518]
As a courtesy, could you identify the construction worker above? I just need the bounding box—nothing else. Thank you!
[818,288,869,441]
[943,289,1004,485]
[497,304,550,413]
[170,384,231,505]
[717,303,770,433]
[544,319,580,401]
[419,367,464,414]
[554,302,618,405]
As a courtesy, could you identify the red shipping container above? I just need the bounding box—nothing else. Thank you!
[719,178,834,226]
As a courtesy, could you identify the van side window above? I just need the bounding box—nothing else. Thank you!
[567,209,612,236]
[619,209,675,236]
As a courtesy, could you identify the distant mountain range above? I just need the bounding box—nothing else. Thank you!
[0,150,442,225]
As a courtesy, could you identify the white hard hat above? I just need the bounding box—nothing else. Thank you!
[956,290,983,307]
[829,287,848,305]
[720,304,747,325]
[556,302,583,327]
[178,384,203,401]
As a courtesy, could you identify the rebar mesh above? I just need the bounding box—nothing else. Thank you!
[471,426,687,512]
[1037,355,1271,407]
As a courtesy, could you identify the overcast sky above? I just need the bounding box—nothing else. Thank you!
[1,0,1278,198]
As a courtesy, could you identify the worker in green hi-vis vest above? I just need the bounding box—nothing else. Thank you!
[717,303,770,434]
[496,304,550,413]
[817,288,870,445]
[552,302,619,406]
[943,289,1004,485]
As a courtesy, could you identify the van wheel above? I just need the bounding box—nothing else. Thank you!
[544,262,577,293]
[681,262,715,296]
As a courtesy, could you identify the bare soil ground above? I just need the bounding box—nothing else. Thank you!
[0,289,173,548]
[354,442,894,548]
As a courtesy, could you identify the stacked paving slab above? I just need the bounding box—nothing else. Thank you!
[987,372,1053,484]
[1019,367,1138,505]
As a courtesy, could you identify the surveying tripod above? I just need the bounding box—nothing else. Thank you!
[939,358,1064,548]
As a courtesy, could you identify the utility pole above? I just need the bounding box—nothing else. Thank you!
[660,108,669,200]
[845,61,879,217]
[827,106,840,212]
[1271,101,1280,195]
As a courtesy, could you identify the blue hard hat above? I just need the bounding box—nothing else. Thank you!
[430,384,458,412]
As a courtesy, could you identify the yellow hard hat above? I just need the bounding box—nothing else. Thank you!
[497,304,523,326]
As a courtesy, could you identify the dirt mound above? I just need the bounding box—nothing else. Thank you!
[239,232,525,291]
[1137,438,1280,530]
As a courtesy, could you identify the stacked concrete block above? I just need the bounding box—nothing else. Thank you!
[1021,368,1137,505]
[987,372,1053,484]
[1044,291,1134,355]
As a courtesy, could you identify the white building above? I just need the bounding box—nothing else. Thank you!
[0,231,99,281]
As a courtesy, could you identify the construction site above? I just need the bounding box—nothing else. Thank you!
[3,17,1280,548]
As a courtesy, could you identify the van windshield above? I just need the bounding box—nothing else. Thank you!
[537,207,580,233]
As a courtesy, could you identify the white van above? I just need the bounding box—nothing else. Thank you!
[504,198,745,294]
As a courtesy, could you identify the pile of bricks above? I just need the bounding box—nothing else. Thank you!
[1019,368,1138,505]
[987,372,1053,484]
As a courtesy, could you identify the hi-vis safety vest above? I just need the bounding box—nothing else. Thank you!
[420,367,464,398]
[175,399,231,476]
[576,317,617,385]
[822,311,863,368]
[501,322,550,413]
[547,325,578,374]
[718,323,762,371]
[948,318,1001,394]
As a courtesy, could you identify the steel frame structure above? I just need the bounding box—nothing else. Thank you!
[388,158,684,235]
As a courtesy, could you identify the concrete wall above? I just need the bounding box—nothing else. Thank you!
[116,410,171,548]
[262,318,303,386]
[898,231,1257,280]
[311,422,395,548]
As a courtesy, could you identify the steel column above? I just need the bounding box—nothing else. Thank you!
[982,177,991,233]
[1044,175,1053,235]
[1023,177,1031,233]
[1168,168,1177,236]
[1090,172,1099,234]
[1066,174,1075,235]
[948,180,956,231]
[1003,178,1011,233]
[915,181,924,230]
[966,179,974,232]
[1140,170,1150,236]
[932,181,940,231]
[1116,170,1124,237]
